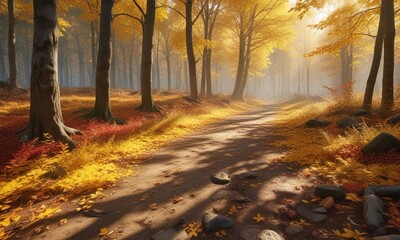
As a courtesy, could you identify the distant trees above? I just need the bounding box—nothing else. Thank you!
[7,0,17,88]
[18,0,81,149]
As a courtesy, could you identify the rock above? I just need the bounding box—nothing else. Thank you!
[285,225,303,235]
[210,172,231,185]
[372,185,400,198]
[387,115,400,125]
[364,194,385,232]
[82,208,106,217]
[315,185,346,201]
[361,132,400,155]
[287,210,298,220]
[240,227,285,240]
[313,207,328,214]
[239,172,259,180]
[41,163,67,180]
[373,236,400,240]
[305,119,332,128]
[296,203,327,223]
[150,228,188,240]
[319,196,335,210]
[211,190,239,201]
[350,109,369,117]
[336,117,362,129]
[229,194,251,203]
[202,213,234,233]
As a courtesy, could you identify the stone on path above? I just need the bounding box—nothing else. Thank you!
[150,228,188,240]
[315,185,346,201]
[373,235,400,240]
[313,207,328,214]
[285,225,303,236]
[240,226,285,240]
[296,203,327,223]
[239,172,259,180]
[361,132,400,155]
[367,185,400,199]
[319,196,335,210]
[211,190,239,201]
[364,194,385,232]
[210,172,231,185]
[387,114,400,125]
[336,117,362,129]
[305,119,332,128]
[202,213,235,233]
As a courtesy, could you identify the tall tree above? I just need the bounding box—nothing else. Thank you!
[8,0,18,88]
[18,0,81,149]
[87,0,122,123]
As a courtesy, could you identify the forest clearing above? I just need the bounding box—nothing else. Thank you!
[1,0,400,239]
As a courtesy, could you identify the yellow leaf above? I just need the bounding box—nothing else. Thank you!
[11,214,21,222]
[188,231,198,238]
[59,219,68,225]
[253,213,265,223]
[1,205,10,211]
[1,218,10,227]
[99,227,108,236]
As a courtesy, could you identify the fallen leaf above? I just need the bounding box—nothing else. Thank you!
[149,203,158,210]
[59,219,68,225]
[99,227,108,236]
[172,195,183,204]
[253,213,265,223]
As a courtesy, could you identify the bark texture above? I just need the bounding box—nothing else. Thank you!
[8,0,18,88]
[18,0,81,149]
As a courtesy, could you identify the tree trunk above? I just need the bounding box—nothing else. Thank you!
[381,0,395,109]
[111,33,116,88]
[90,21,97,86]
[129,38,134,89]
[206,48,212,97]
[166,50,171,90]
[156,36,161,90]
[200,49,206,96]
[8,0,18,88]
[185,0,199,100]
[0,38,6,80]
[18,0,80,149]
[231,26,246,101]
[137,0,160,112]
[362,1,386,109]
[87,0,121,123]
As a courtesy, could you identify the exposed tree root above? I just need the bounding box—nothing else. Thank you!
[136,103,162,113]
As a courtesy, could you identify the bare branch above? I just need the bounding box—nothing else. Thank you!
[132,0,146,17]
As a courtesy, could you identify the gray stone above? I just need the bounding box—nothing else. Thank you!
[82,208,106,218]
[239,172,259,180]
[211,190,239,201]
[315,185,346,201]
[285,225,303,235]
[373,236,400,240]
[350,109,369,117]
[387,114,400,125]
[361,132,400,155]
[240,227,285,240]
[202,213,235,233]
[305,119,332,128]
[230,194,251,203]
[210,172,231,185]
[364,194,385,232]
[366,185,400,198]
[313,207,328,214]
[150,228,188,240]
[296,203,327,223]
[336,117,362,129]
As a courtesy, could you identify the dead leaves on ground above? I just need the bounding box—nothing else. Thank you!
[76,188,104,212]
[184,222,202,239]
[252,213,265,223]
[332,228,367,240]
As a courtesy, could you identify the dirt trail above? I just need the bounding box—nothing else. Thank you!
[17,104,315,240]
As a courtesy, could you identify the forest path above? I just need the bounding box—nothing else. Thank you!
[20,104,313,240]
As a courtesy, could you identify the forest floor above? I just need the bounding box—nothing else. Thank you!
[1,89,400,240]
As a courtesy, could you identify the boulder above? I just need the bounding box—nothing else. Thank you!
[364,194,385,232]
[336,117,362,129]
[366,185,400,199]
[315,185,346,201]
[296,203,327,223]
[361,132,400,155]
[210,172,231,185]
[387,115,400,125]
[319,196,335,210]
[202,213,234,233]
[305,119,332,128]
[240,227,285,240]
